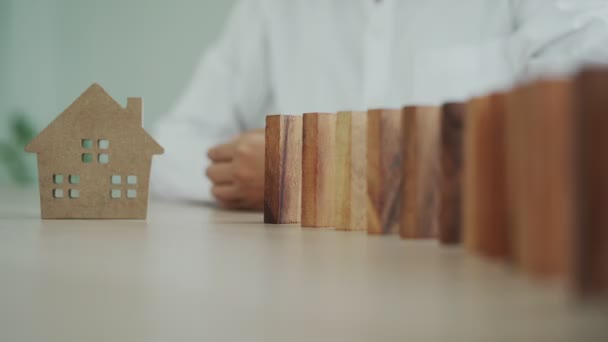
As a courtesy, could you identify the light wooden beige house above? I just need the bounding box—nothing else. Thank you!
[25,84,164,219]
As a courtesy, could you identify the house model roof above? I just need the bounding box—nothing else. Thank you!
[25,83,163,155]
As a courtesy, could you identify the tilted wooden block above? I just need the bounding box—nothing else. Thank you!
[367,109,403,235]
[438,103,466,244]
[574,69,608,296]
[264,115,303,224]
[335,111,367,231]
[400,106,441,239]
[462,95,509,258]
[302,113,337,228]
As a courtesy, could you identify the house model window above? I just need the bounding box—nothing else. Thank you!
[24,83,164,219]
[127,189,137,199]
[126,175,137,199]
[53,173,81,199]
[53,189,64,198]
[111,174,137,199]
[82,139,110,164]
[111,189,121,199]
[68,174,80,198]
[53,174,64,198]
[99,153,109,164]
[69,189,80,199]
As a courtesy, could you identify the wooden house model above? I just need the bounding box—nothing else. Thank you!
[25,84,164,219]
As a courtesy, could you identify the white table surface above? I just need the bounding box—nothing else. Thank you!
[0,188,606,342]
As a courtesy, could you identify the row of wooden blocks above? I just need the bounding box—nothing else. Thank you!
[263,68,607,297]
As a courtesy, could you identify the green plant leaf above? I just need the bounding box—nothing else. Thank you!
[10,112,37,147]
[2,110,37,184]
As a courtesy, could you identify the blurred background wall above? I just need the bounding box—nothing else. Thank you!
[0,0,236,185]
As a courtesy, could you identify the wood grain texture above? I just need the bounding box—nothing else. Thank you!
[302,113,337,228]
[505,84,534,266]
[575,69,608,295]
[439,103,466,244]
[335,111,367,231]
[526,80,576,279]
[367,109,403,235]
[462,95,508,258]
[264,115,302,224]
[505,81,577,280]
[400,106,441,239]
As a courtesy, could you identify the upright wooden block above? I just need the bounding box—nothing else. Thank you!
[302,113,337,228]
[401,106,441,239]
[575,69,608,295]
[505,84,534,265]
[462,95,509,258]
[367,109,403,235]
[526,80,576,279]
[264,115,303,224]
[505,81,576,280]
[335,111,367,231]
[438,103,466,244]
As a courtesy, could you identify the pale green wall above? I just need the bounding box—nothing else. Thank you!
[0,0,11,130]
[0,1,9,182]
[0,0,236,184]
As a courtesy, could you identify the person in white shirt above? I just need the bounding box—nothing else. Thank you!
[152,0,608,210]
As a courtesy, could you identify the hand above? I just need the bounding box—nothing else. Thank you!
[206,129,265,210]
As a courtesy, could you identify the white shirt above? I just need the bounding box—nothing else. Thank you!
[153,0,608,202]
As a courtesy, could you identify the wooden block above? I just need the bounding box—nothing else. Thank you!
[526,80,576,279]
[264,115,302,224]
[400,106,441,239]
[574,69,608,295]
[438,103,466,244]
[505,81,576,280]
[505,84,534,265]
[335,111,367,231]
[462,95,508,258]
[367,109,403,235]
[302,113,337,228]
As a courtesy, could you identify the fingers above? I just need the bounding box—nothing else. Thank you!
[205,163,234,185]
[208,143,235,162]
[208,165,244,207]
[211,184,241,202]
[244,128,265,136]
[217,198,262,211]
[217,199,247,210]
[207,130,265,211]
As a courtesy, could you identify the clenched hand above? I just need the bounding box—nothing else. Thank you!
[206,129,265,210]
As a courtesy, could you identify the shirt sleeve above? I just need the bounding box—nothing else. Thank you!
[509,0,608,79]
[151,0,271,202]
[468,0,608,97]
